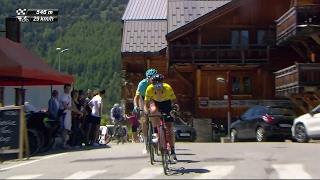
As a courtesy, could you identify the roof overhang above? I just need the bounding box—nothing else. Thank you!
[166,0,245,41]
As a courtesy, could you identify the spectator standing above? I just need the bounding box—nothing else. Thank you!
[88,89,105,146]
[59,84,72,149]
[84,89,94,145]
[48,90,59,121]
[70,90,84,147]
[78,90,87,144]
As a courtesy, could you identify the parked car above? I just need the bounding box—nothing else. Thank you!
[173,118,197,142]
[292,104,320,143]
[230,105,296,142]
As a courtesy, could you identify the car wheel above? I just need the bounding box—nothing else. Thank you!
[256,127,267,142]
[295,123,309,143]
[231,129,238,143]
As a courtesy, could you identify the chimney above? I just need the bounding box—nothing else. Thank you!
[5,17,20,43]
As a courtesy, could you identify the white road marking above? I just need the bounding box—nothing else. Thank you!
[64,170,107,179]
[6,174,42,179]
[272,164,312,179]
[193,165,235,179]
[0,153,68,172]
[122,167,162,179]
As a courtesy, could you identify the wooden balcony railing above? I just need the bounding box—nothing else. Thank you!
[275,63,320,97]
[169,44,270,64]
[276,5,320,44]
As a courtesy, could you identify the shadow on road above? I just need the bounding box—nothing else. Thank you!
[176,153,196,156]
[176,148,191,151]
[177,159,200,164]
[71,155,148,163]
[202,157,243,162]
[168,167,210,176]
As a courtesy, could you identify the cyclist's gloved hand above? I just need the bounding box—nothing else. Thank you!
[133,106,140,113]
[172,104,180,111]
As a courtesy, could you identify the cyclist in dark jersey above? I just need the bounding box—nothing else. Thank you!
[133,68,158,153]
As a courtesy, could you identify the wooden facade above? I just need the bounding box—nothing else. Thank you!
[165,0,304,123]
[121,52,168,110]
[273,0,320,114]
[122,0,320,127]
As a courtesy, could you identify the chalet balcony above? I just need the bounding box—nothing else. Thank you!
[275,63,320,97]
[276,5,320,45]
[169,44,270,64]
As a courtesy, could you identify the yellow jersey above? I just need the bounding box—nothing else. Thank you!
[144,83,176,102]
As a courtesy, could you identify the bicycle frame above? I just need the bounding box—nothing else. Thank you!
[147,113,171,175]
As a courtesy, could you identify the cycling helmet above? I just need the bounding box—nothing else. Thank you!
[145,68,158,79]
[113,103,120,108]
[151,74,164,84]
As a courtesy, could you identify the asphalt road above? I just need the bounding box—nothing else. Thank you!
[0,142,320,179]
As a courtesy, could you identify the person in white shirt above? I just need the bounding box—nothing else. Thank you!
[59,84,72,149]
[88,89,105,146]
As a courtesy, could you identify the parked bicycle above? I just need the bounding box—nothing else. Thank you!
[112,121,127,144]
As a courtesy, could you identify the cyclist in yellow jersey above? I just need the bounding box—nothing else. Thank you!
[144,74,179,163]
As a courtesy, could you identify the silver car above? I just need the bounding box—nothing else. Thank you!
[292,105,320,143]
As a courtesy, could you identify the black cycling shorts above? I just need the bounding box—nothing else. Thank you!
[90,116,101,125]
[154,100,174,122]
[131,125,138,132]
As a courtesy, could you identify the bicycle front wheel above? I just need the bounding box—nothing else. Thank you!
[159,126,169,175]
[161,149,169,175]
[147,121,155,165]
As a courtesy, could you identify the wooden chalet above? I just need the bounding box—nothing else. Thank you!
[121,0,320,129]
[275,0,320,114]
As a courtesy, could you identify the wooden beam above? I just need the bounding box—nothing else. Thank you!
[146,58,150,68]
[187,37,195,64]
[196,69,201,97]
[311,33,320,46]
[289,95,308,113]
[197,28,202,48]
[290,43,307,60]
[172,66,193,93]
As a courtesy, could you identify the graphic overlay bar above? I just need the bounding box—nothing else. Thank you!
[27,9,59,16]
[29,16,58,23]
[16,16,58,23]
[15,9,59,23]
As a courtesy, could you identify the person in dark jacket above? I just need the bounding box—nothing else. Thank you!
[48,90,60,121]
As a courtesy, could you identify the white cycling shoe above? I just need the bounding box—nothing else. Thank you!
[170,154,177,163]
[151,133,158,143]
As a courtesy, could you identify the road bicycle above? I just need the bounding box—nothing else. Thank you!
[147,112,173,175]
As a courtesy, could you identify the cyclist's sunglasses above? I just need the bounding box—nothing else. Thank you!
[154,82,163,90]
[146,75,153,80]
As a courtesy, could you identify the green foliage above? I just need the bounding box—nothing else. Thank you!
[100,114,111,126]
[0,0,128,113]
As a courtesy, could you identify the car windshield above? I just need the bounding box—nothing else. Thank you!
[174,119,188,126]
[268,107,296,116]
[311,104,320,114]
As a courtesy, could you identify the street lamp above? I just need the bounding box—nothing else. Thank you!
[216,71,232,137]
[56,48,70,72]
